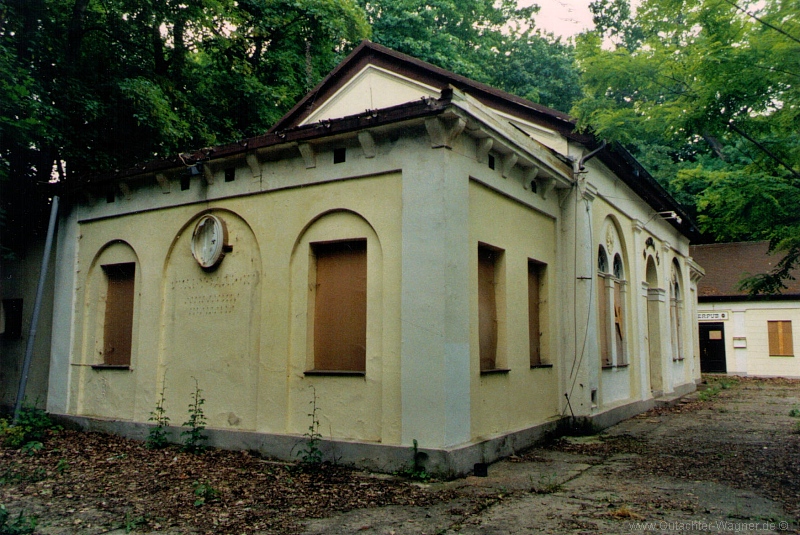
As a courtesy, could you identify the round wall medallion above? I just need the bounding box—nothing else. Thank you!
[191,214,228,269]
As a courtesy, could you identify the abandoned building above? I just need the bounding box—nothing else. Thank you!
[3,41,704,475]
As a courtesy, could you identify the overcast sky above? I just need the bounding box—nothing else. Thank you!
[520,0,597,38]
[524,0,644,39]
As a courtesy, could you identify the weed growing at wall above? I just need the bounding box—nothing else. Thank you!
[297,386,323,465]
[146,380,171,449]
[181,378,208,454]
[396,439,430,481]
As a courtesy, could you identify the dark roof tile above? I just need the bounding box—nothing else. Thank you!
[690,241,800,297]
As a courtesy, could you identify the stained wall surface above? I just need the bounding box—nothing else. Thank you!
[45,53,702,458]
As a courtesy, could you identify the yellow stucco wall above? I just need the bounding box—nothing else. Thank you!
[468,180,559,439]
[69,173,403,443]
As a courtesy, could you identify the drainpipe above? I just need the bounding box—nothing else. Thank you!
[13,195,59,423]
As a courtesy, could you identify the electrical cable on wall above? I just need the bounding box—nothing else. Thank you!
[563,184,595,417]
[562,142,608,419]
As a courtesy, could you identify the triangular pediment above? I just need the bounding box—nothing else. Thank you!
[270,41,575,135]
[299,65,441,126]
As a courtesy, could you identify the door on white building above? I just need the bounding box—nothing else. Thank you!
[699,322,727,373]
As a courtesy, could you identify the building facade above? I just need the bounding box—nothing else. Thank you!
[692,241,800,378]
[43,42,703,475]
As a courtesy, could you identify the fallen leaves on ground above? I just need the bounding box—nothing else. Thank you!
[0,431,452,534]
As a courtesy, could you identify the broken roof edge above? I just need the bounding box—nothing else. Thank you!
[267,40,697,240]
[57,41,698,241]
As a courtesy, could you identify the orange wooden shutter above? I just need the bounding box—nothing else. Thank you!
[478,247,498,371]
[103,263,135,366]
[528,262,541,367]
[313,241,367,371]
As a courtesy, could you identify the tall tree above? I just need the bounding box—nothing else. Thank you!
[359,0,582,113]
[0,0,370,187]
[575,0,800,292]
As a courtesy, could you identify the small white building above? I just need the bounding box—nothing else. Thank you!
[691,241,800,378]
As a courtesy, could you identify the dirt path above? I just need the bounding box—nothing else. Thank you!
[1,376,799,534]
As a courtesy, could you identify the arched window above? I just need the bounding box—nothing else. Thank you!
[598,246,609,273]
[89,241,139,368]
[613,254,623,279]
[670,263,684,361]
[597,245,612,366]
[612,254,627,365]
[598,225,628,367]
[290,210,382,375]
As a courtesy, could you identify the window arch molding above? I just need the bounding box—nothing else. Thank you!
[597,217,629,368]
[84,240,141,368]
[289,209,383,375]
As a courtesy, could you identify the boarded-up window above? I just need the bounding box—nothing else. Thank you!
[598,275,611,366]
[670,275,684,361]
[102,263,135,366]
[768,321,794,356]
[528,261,542,366]
[479,246,499,371]
[312,240,367,371]
[614,281,626,365]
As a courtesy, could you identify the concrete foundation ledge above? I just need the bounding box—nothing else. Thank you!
[588,398,657,430]
[49,388,695,479]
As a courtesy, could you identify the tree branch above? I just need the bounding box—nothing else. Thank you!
[727,122,800,180]
[717,0,800,46]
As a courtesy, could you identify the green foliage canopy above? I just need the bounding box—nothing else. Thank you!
[1,0,586,189]
[0,0,370,185]
[576,0,800,293]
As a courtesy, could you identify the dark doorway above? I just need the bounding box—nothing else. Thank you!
[700,322,727,373]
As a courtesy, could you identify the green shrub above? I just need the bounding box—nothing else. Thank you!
[0,504,37,535]
[0,406,59,449]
